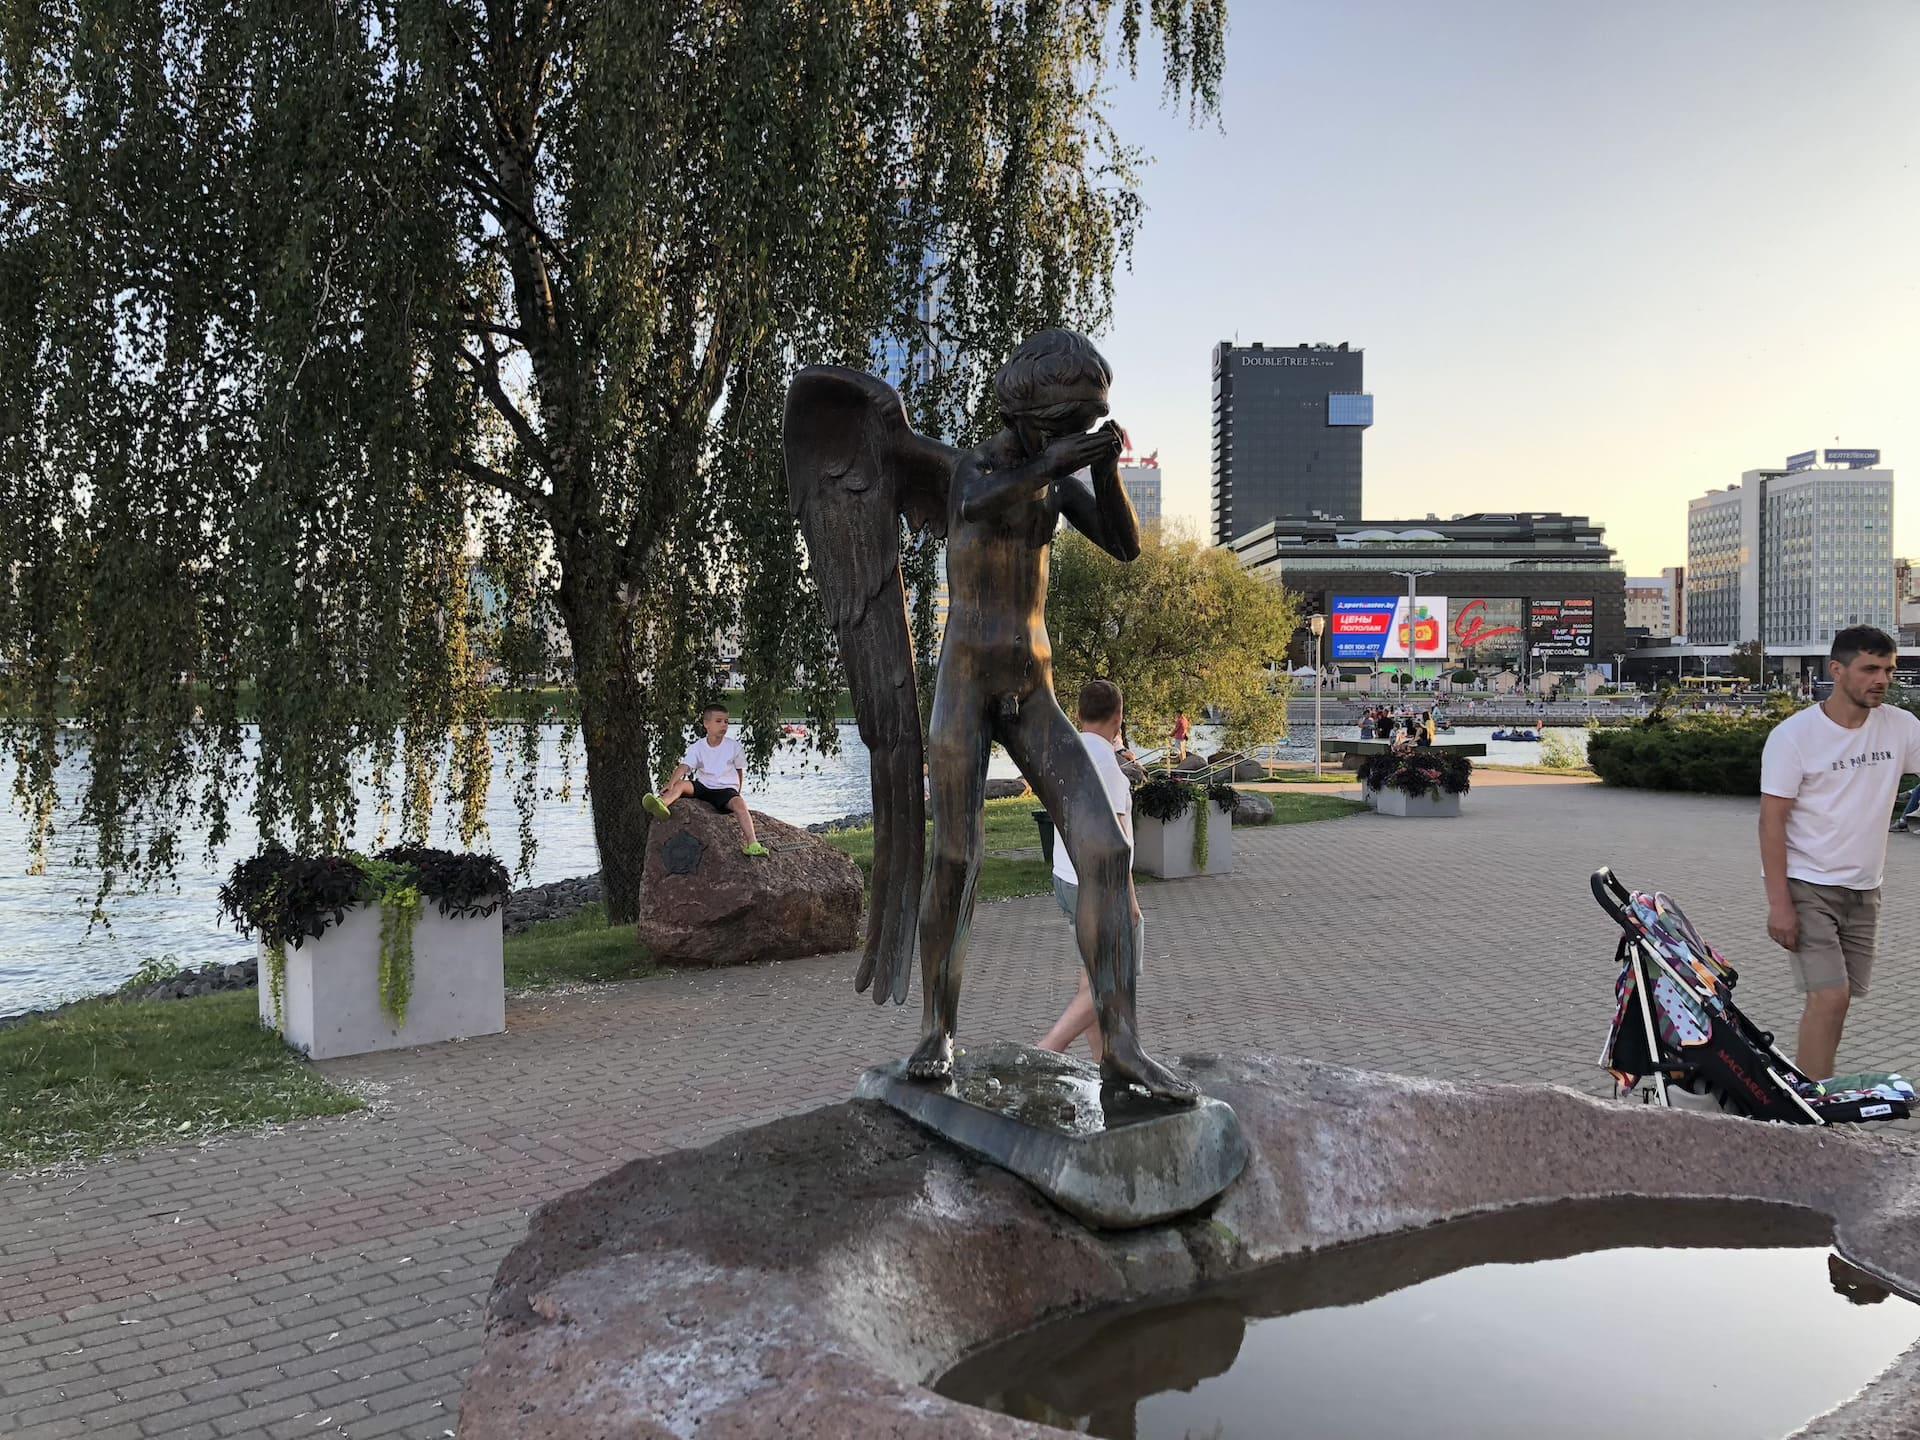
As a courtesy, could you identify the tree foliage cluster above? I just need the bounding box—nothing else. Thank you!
[1045,523,1299,751]
[0,0,1227,920]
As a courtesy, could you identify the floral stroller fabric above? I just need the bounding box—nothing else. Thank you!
[1593,868,1914,1124]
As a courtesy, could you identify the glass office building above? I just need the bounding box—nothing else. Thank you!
[1685,463,1896,650]
[1211,341,1371,545]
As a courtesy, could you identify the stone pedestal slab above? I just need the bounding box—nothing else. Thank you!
[855,1042,1248,1229]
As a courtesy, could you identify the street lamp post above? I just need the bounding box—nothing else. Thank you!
[1308,613,1327,777]
[1389,570,1434,699]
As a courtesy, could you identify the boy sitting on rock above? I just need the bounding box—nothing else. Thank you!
[644,703,768,857]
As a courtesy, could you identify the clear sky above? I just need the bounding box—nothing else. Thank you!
[1095,0,1920,576]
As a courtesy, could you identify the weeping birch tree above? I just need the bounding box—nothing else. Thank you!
[0,0,1227,922]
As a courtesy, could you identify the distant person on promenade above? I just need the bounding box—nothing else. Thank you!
[1172,709,1191,762]
[1891,780,1920,834]
[1038,679,1141,1062]
[1760,626,1920,1080]
[644,703,769,857]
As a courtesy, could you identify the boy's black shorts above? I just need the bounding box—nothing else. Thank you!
[690,780,739,814]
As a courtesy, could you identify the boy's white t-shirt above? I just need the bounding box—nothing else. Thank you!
[1052,732,1133,887]
[682,735,746,791]
[1760,702,1920,889]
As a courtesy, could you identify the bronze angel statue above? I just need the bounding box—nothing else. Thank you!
[784,329,1196,1102]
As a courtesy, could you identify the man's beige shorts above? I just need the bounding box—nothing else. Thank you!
[1786,878,1881,997]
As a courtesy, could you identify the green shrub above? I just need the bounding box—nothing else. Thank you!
[1539,731,1583,770]
[1587,714,1777,794]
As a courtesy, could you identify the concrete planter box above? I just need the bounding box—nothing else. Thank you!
[1362,783,1381,809]
[259,901,505,1059]
[1375,787,1463,818]
[1133,801,1234,879]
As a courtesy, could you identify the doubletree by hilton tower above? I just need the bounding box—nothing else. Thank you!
[1211,341,1372,545]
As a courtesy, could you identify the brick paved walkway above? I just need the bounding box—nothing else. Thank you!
[7,782,1920,1438]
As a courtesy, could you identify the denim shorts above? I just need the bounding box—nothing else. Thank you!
[1053,876,1145,977]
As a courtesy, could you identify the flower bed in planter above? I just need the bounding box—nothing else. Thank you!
[1131,776,1237,878]
[219,845,511,1059]
[1355,748,1472,820]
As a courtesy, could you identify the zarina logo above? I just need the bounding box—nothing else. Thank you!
[1399,606,1441,655]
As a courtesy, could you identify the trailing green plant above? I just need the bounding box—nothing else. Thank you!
[377,884,422,1026]
[1357,748,1473,798]
[1192,781,1238,870]
[265,939,287,1028]
[351,854,422,1026]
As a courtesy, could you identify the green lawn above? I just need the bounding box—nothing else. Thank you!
[825,792,1366,901]
[826,796,1055,900]
[0,991,363,1172]
[0,904,656,1172]
[504,903,658,989]
[1265,793,1370,822]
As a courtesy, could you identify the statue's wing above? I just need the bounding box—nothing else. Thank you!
[784,366,955,1005]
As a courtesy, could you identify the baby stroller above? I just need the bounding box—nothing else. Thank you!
[1592,867,1914,1124]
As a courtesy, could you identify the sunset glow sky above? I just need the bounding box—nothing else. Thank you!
[1093,0,1919,575]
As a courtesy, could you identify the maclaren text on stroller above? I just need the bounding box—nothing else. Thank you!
[1592,867,1914,1124]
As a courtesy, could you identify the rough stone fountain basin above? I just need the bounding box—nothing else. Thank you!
[458,1055,1920,1439]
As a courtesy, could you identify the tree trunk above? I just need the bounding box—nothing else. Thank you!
[557,561,655,925]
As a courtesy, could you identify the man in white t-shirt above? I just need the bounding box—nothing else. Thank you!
[644,703,767,857]
[1760,626,1920,1079]
[1037,679,1143,1061]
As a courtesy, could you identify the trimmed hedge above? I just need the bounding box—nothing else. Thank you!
[1587,717,1774,794]
[1592,701,1920,800]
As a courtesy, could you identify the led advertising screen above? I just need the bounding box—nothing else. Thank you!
[1327,393,1374,426]
[1328,595,1448,662]
[1529,597,1594,656]
[1450,597,1524,660]
[1328,596,1396,660]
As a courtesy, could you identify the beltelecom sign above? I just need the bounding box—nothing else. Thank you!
[1824,449,1881,468]
[1785,450,1817,472]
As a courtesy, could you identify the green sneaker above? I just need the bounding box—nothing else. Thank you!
[742,842,768,858]
[643,793,670,820]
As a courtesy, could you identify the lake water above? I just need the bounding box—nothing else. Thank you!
[0,721,1586,1015]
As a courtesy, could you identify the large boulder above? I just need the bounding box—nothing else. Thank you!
[1205,750,1273,783]
[634,802,861,966]
[1231,790,1275,826]
[984,777,1032,800]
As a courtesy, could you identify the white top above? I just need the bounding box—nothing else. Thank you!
[681,735,746,791]
[1052,731,1133,887]
[1760,702,1920,889]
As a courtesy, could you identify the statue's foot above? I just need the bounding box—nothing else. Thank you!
[906,1030,954,1081]
[1101,1033,1199,1104]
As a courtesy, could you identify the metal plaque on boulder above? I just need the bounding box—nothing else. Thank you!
[661,830,703,876]
[856,1042,1247,1229]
